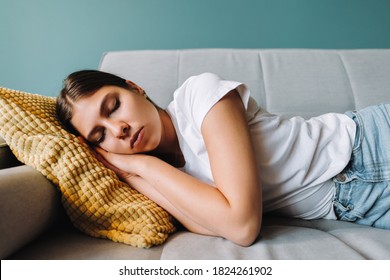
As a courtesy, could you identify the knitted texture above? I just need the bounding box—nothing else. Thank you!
[0,87,175,248]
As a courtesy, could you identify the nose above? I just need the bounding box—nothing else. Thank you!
[105,119,129,139]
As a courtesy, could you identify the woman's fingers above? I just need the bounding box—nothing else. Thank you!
[76,137,136,180]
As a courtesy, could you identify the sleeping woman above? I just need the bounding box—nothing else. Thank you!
[56,70,390,246]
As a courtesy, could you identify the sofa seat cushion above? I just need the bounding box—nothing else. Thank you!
[159,216,390,259]
[8,223,164,260]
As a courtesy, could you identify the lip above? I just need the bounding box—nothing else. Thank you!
[130,127,144,149]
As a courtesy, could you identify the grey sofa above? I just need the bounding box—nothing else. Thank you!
[1,49,390,260]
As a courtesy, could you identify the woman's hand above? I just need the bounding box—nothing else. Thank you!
[93,147,135,181]
[78,136,136,180]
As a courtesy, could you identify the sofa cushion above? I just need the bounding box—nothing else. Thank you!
[0,165,61,259]
[0,87,176,248]
[100,49,390,118]
[160,216,390,259]
[8,222,164,260]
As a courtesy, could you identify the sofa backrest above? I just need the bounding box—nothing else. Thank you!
[99,48,390,118]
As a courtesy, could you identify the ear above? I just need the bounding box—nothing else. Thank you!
[125,80,146,96]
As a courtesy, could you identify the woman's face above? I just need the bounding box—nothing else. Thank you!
[71,84,163,154]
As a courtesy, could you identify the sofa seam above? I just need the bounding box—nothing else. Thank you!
[275,222,369,259]
[338,52,357,110]
[257,51,268,109]
[325,229,370,259]
[304,219,370,259]
[176,50,181,90]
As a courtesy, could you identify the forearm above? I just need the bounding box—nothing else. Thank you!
[125,174,218,236]
[131,155,260,244]
[94,148,224,234]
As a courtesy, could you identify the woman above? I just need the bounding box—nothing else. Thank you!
[57,70,390,246]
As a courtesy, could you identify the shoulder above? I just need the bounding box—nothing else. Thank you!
[171,72,223,107]
[191,72,222,84]
[177,73,222,94]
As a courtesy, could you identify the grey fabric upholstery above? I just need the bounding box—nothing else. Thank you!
[0,166,60,258]
[99,49,390,117]
[2,49,390,259]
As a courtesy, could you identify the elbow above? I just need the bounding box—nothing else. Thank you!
[230,215,262,247]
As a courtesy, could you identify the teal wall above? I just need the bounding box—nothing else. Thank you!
[1,0,390,96]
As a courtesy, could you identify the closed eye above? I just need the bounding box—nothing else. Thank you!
[89,127,105,146]
[95,97,119,145]
[95,128,106,145]
[88,93,120,146]
[109,97,120,116]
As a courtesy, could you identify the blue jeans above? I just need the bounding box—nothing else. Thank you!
[333,104,390,229]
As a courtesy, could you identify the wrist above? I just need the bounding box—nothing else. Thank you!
[133,154,170,178]
[130,154,154,175]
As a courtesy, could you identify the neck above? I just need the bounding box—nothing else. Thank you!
[151,110,185,167]
[157,109,177,153]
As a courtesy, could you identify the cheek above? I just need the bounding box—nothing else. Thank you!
[137,103,161,127]
[100,137,121,153]
[144,107,163,150]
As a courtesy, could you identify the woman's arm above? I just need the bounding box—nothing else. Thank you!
[100,90,262,246]
[124,175,219,236]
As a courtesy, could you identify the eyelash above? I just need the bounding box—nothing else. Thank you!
[95,97,121,145]
[94,131,105,146]
[111,97,120,114]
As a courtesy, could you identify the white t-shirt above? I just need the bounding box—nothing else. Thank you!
[166,73,356,220]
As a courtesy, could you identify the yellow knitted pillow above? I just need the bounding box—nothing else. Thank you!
[0,87,176,248]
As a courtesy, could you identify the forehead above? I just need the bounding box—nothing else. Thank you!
[74,89,106,112]
[70,86,111,138]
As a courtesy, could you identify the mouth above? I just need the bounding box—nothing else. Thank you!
[130,127,144,149]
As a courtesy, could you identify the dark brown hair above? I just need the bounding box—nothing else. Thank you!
[56,70,155,135]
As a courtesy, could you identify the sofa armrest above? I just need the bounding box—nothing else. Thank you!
[0,165,62,259]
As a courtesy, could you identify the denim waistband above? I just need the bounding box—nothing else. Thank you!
[341,104,390,183]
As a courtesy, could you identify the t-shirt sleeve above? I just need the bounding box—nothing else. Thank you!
[174,73,250,131]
